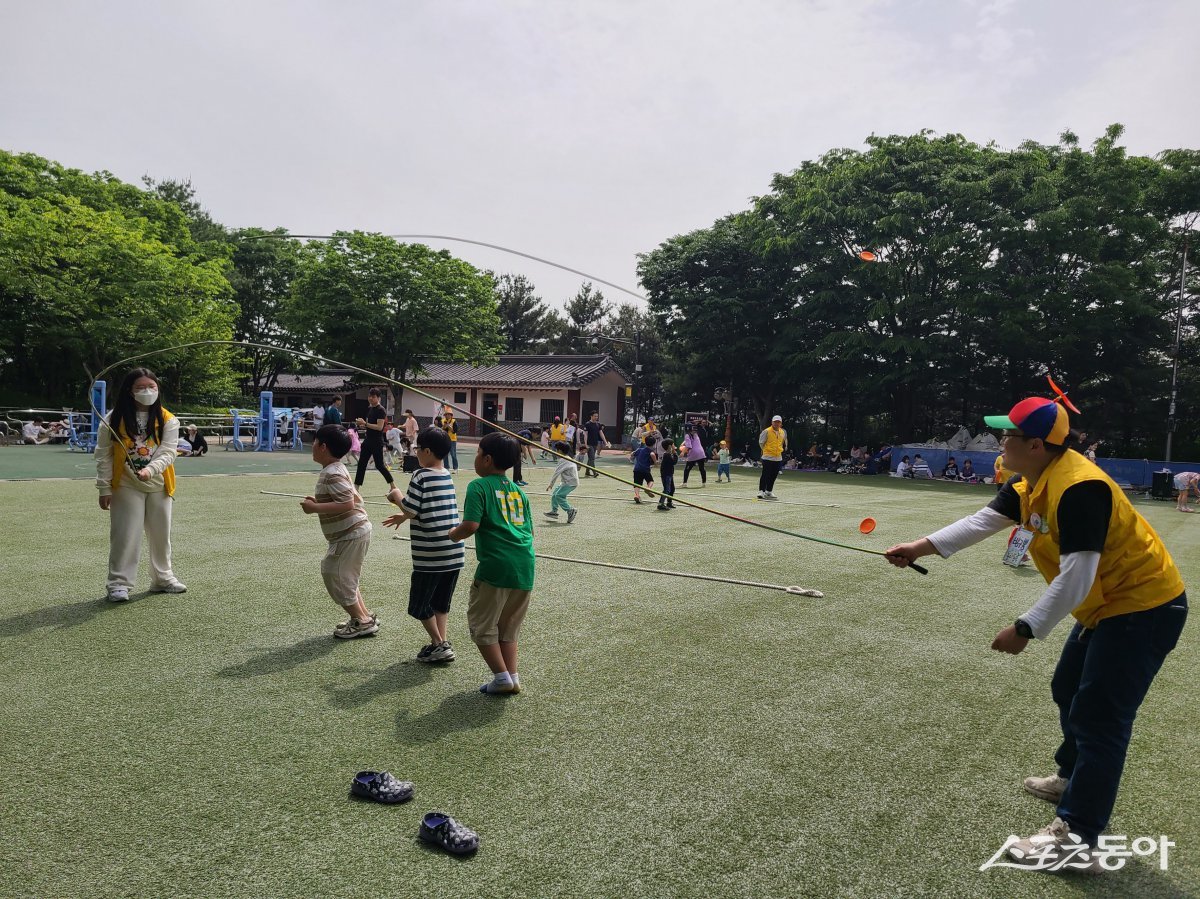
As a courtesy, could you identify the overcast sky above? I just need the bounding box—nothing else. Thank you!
[3,0,1198,311]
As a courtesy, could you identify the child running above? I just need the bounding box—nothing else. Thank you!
[657,438,678,511]
[383,426,464,662]
[544,441,579,523]
[447,433,535,695]
[301,424,378,639]
[630,433,657,504]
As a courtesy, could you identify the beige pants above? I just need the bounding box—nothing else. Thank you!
[107,488,176,590]
[321,533,370,608]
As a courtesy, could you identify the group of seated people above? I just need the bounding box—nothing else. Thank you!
[895,453,981,482]
[777,444,893,475]
[177,424,209,457]
[16,417,73,445]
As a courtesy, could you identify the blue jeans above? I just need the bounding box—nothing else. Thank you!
[447,443,458,470]
[1052,593,1187,844]
[717,463,731,480]
[550,484,576,512]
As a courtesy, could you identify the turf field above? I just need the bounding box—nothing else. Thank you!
[1,446,1197,898]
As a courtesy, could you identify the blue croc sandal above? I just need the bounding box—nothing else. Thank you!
[418,811,479,855]
[350,771,414,804]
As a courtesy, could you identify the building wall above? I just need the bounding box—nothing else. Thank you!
[397,377,628,436]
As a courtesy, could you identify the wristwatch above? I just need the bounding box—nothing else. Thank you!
[1014,618,1034,640]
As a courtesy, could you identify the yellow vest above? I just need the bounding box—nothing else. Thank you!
[112,409,177,497]
[994,454,1012,485]
[550,424,567,442]
[762,427,786,458]
[1014,450,1183,628]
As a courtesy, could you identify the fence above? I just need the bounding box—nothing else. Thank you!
[891,445,1200,487]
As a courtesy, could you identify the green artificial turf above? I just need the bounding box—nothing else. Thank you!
[1,461,1196,898]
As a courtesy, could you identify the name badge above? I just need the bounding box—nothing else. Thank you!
[1003,527,1035,568]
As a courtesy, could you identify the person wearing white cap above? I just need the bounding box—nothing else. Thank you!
[757,415,787,499]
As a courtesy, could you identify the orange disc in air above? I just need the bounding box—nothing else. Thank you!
[859,517,877,534]
[858,251,877,261]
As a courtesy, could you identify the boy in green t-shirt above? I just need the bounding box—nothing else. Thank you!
[448,432,535,695]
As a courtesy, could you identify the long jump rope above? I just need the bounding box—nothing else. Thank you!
[87,339,929,594]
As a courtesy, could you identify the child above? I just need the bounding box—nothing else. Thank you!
[716,440,732,482]
[447,433,534,695]
[383,426,464,662]
[629,433,657,504]
[385,420,403,467]
[301,424,378,639]
[95,367,187,602]
[347,424,361,462]
[656,439,678,511]
[544,441,579,523]
[401,434,419,473]
[539,426,551,460]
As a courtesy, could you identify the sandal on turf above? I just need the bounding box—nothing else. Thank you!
[349,771,414,804]
[418,811,479,854]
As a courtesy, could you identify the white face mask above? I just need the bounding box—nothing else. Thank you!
[134,388,159,406]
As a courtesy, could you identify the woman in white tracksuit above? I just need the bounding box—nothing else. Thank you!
[96,368,187,602]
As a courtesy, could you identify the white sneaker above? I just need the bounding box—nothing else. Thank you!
[1006,817,1102,874]
[1023,772,1069,803]
[151,581,188,594]
[757,491,765,499]
[427,641,456,662]
[106,587,129,603]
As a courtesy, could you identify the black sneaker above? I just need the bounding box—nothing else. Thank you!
[656,504,668,511]
[566,508,577,524]
[543,510,559,518]
[417,643,437,661]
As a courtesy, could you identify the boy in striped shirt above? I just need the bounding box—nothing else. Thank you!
[301,424,378,639]
[385,426,465,662]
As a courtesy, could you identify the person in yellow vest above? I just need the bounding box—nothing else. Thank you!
[993,451,1015,491]
[95,368,187,602]
[757,415,787,500]
[885,396,1187,871]
[548,416,567,445]
[440,409,459,472]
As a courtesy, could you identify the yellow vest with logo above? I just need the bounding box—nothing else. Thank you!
[1014,450,1183,628]
[762,427,786,458]
[112,409,177,497]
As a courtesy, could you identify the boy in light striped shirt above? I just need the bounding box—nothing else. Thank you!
[384,426,465,662]
[301,424,378,639]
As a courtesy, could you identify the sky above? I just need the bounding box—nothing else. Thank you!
[2,0,1198,311]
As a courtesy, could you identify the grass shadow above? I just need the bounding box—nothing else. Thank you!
[0,592,151,638]
[327,660,436,709]
[216,635,337,678]
[1046,861,1197,898]
[396,688,507,745]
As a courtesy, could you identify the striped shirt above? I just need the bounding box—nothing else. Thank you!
[401,467,465,571]
[315,462,372,543]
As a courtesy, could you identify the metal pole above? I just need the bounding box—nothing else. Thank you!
[1166,233,1189,464]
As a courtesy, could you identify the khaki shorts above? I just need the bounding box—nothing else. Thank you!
[468,579,532,645]
[321,533,370,608]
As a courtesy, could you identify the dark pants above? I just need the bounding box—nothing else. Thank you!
[683,459,707,485]
[355,442,394,487]
[1051,593,1187,845]
[658,474,676,506]
[586,444,599,476]
[447,443,459,471]
[759,459,782,492]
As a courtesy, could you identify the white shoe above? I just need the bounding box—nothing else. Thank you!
[1023,772,1068,803]
[152,581,188,594]
[106,587,129,603]
[1006,817,1102,873]
[757,491,765,499]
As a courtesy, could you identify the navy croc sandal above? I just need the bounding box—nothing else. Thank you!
[418,811,479,854]
[350,771,414,804]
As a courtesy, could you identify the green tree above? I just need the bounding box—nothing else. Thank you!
[228,228,304,391]
[545,282,610,352]
[492,273,552,353]
[285,232,502,408]
[0,151,236,406]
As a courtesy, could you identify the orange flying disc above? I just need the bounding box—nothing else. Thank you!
[859,517,877,534]
[858,250,877,262]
